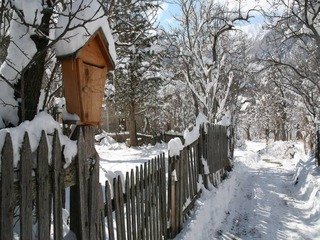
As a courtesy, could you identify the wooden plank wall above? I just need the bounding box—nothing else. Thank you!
[104,153,167,240]
[204,124,230,186]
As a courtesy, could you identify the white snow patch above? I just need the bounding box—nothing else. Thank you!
[168,137,183,157]
[184,112,208,146]
[172,169,178,181]
[201,157,210,174]
[62,110,80,121]
[217,111,231,126]
[54,0,116,62]
[95,131,117,146]
[0,111,77,168]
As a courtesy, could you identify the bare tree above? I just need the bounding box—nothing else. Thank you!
[0,0,111,128]
[164,0,256,123]
[252,0,320,149]
[259,0,320,118]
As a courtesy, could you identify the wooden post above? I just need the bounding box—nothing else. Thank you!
[168,154,183,238]
[37,131,51,240]
[52,130,63,240]
[105,181,115,239]
[70,125,105,239]
[0,133,14,240]
[20,133,33,240]
[199,125,209,189]
[160,154,167,240]
[130,169,137,240]
[70,127,89,240]
[88,148,101,240]
[125,172,132,240]
[170,169,176,238]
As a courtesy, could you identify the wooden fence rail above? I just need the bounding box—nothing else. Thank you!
[0,123,230,240]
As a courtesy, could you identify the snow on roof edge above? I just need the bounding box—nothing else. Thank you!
[54,0,117,63]
[56,27,115,68]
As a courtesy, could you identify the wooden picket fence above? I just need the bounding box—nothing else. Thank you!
[167,124,231,238]
[0,126,105,240]
[104,154,167,240]
[203,124,230,185]
[0,123,230,240]
[0,130,64,240]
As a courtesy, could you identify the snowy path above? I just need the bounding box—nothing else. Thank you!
[218,142,305,239]
[175,141,320,240]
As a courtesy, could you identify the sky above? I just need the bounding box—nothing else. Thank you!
[157,0,272,37]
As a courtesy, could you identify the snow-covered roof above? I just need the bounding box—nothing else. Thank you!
[54,0,116,63]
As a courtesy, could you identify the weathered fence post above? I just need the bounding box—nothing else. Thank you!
[105,180,115,239]
[168,154,183,238]
[20,133,33,240]
[0,133,14,240]
[52,129,63,240]
[70,127,89,240]
[37,131,51,240]
[69,125,104,240]
[199,124,208,189]
[88,149,102,240]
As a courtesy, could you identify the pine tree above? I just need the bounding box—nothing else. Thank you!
[108,0,163,146]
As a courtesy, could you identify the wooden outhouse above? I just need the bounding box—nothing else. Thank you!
[58,28,115,125]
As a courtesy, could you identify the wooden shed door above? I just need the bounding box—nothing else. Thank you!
[83,64,107,124]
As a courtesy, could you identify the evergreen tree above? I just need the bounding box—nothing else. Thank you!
[108,0,163,146]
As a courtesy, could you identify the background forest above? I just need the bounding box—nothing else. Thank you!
[0,0,319,151]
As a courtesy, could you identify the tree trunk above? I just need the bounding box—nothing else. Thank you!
[274,129,279,141]
[18,43,47,122]
[280,122,286,141]
[274,121,286,141]
[0,36,10,63]
[244,126,251,141]
[265,128,269,145]
[129,101,137,147]
[14,2,52,123]
[192,91,199,118]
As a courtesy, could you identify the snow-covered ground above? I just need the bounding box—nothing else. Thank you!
[96,132,168,186]
[173,140,320,240]
[96,136,320,239]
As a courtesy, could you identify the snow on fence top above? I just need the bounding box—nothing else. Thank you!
[168,113,208,157]
[168,137,184,157]
[0,112,77,168]
[54,0,116,63]
[183,112,208,146]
